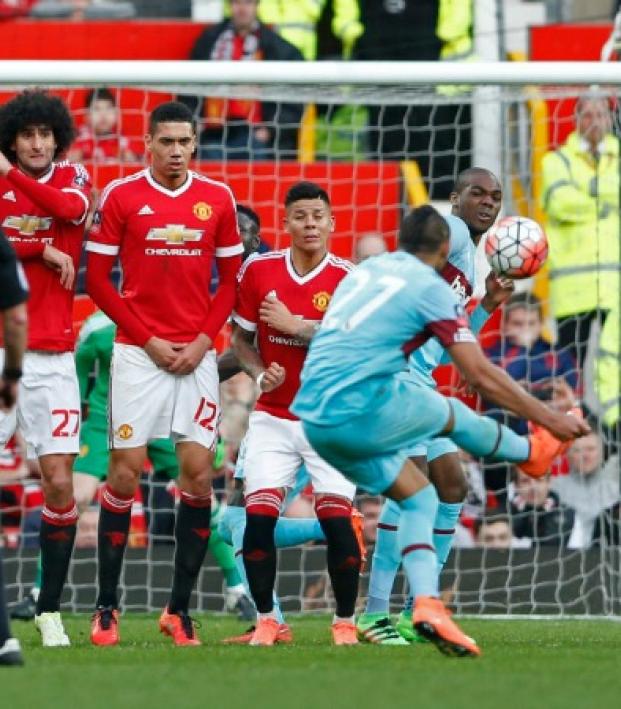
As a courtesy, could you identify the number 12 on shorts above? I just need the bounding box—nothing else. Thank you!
[193,398,217,430]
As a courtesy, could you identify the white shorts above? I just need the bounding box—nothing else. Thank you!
[0,350,80,459]
[243,410,356,500]
[109,343,219,450]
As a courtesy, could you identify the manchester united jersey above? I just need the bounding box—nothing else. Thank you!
[0,161,91,351]
[85,168,243,345]
[233,248,352,420]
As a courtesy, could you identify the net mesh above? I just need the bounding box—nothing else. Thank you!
[1,78,619,617]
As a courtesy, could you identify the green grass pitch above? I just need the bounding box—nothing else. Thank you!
[3,615,621,709]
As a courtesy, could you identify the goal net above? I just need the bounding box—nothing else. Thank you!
[1,61,619,617]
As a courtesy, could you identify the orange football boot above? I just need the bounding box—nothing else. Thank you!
[413,596,480,658]
[351,509,368,572]
[223,623,293,645]
[159,608,201,646]
[519,407,583,479]
[91,607,120,646]
[331,621,358,646]
[248,616,281,646]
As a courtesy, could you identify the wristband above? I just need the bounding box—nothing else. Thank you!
[2,367,22,382]
[256,371,266,389]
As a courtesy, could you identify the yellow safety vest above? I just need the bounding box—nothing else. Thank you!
[595,304,619,427]
[437,0,473,61]
[540,132,620,318]
[225,0,362,60]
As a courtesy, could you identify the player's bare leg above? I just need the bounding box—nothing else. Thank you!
[159,441,212,647]
[34,453,77,647]
[73,472,100,513]
[91,446,145,646]
[385,460,480,658]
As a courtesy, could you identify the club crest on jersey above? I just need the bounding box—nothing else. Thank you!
[2,215,52,236]
[193,202,212,221]
[312,291,332,312]
[116,424,133,440]
[145,224,203,245]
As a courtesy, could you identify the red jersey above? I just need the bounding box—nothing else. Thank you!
[86,168,243,345]
[0,161,91,351]
[73,126,143,163]
[234,248,352,420]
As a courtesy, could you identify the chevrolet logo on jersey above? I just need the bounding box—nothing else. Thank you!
[145,224,203,245]
[3,215,53,236]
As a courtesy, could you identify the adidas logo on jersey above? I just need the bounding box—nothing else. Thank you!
[138,205,154,215]
[2,191,16,202]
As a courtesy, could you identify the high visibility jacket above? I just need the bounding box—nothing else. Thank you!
[540,131,620,318]
[437,0,473,61]
[595,305,619,427]
[225,0,362,60]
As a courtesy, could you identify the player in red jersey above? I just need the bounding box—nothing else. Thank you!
[232,181,362,646]
[85,101,243,646]
[0,90,91,647]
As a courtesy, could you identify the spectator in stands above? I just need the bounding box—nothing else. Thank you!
[67,88,142,164]
[226,0,363,60]
[357,496,380,546]
[474,512,517,549]
[484,292,578,436]
[510,470,574,546]
[74,506,98,548]
[180,0,304,160]
[353,232,387,263]
[552,432,620,549]
[354,0,474,198]
[541,89,619,370]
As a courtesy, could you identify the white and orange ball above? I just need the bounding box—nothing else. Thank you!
[485,216,548,279]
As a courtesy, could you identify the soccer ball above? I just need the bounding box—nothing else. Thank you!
[484,216,548,279]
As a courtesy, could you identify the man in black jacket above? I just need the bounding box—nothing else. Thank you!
[181,0,304,160]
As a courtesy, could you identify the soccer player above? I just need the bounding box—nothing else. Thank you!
[0,90,91,647]
[292,205,589,657]
[0,228,28,666]
[357,167,513,644]
[232,181,363,646]
[85,101,243,646]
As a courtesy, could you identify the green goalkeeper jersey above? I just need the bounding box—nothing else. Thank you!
[75,309,115,427]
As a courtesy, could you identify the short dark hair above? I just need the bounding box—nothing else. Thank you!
[0,90,76,161]
[148,101,195,135]
[473,510,511,536]
[453,167,500,195]
[284,181,330,208]
[505,291,543,320]
[398,204,449,255]
[85,87,116,109]
[236,203,260,230]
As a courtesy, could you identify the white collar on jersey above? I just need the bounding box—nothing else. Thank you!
[36,164,55,184]
[285,247,330,285]
[144,168,194,198]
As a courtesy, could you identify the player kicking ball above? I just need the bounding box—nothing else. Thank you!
[358,168,513,644]
[232,181,364,646]
[292,205,589,658]
[85,101,243,646]
[0,91,91,647]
